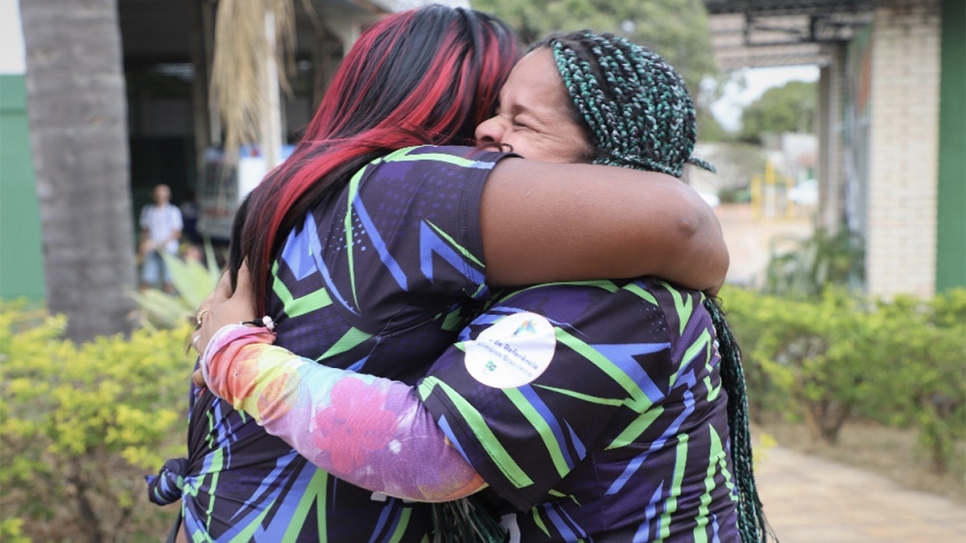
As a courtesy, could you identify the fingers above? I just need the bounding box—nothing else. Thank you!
[190,329,206,354]
[192,369,206,389]
[211,269,233,305]
[234,260,253,299]
[195,271,226,318]
[192,262,260,358]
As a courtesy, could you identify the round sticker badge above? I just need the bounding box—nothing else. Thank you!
[464,312,556,389]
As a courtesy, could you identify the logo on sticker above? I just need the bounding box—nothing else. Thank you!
[464,312,555,388]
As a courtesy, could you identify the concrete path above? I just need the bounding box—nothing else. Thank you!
[755,446,966,542]
[713,203,814,288]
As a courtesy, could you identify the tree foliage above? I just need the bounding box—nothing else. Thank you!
[739,80,817,142]
[470,0,716,97]
[210,0,296,166]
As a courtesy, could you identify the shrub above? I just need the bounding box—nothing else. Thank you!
[873,289,966,472]
[715,287,790,421]
[720,286,966,471]
[723,288,884,443]
[0,302,192,542]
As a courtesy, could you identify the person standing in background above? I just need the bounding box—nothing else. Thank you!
[139,184,182,293]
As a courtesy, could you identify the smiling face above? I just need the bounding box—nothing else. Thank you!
[475,48,593,164]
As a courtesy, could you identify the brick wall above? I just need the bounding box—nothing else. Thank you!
[866,0,942,297]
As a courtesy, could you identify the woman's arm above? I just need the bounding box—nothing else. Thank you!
[191,266,483,502]
[480,158,728,292]
[198,324,485,503]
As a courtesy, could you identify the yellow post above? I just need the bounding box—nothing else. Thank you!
[763,160,776,218]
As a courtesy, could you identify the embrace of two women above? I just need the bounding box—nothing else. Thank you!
[148,5,769,542]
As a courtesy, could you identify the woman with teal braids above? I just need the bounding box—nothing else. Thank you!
[193,29,770,542]
[477,31,769,542]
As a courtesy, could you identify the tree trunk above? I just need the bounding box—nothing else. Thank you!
[802,397,822,441]
[802,395,851,445]
[20,0,137,343]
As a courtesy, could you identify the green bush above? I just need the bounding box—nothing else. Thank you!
[722,288,883,443]
[715,287,791,421]
[717,185,751,204]
[719,286,966,472]
[0,302,192,542]
[871,290,966,472]
[929,287,966,328]
[0,518,32,543]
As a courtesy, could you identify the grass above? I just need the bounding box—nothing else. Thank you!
[755,416,966,505]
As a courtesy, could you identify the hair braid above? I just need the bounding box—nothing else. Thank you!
[551,43,610,151]
[706,298,770,543]
[593,36,650,163]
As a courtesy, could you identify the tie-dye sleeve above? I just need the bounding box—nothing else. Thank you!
[200,324,486,502]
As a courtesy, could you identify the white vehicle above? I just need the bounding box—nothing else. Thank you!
[699,191,721,208]
[788,179,819,206]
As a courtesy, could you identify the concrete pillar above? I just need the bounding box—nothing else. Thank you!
[817,44,846,233]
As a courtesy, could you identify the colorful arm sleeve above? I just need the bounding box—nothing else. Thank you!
[201,324,486,502]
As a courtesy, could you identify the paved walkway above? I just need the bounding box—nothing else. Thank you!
[713,203,813,288]
[755,445,966,542]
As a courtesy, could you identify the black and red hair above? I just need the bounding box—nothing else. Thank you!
[231,5,519,310]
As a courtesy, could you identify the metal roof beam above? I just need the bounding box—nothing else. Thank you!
[705,0,877,16]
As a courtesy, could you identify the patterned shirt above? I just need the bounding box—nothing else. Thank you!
[178,145,510,542]
[418,278,741,542]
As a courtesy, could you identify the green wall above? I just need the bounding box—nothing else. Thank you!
[936,0,966,291]
[0,75,45,300]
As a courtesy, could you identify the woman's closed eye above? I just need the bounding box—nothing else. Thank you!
[511,112,543,131]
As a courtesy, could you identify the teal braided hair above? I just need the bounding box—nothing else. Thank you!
[536,30,769,543]
[708,299,769,543]
[537,31,714,176]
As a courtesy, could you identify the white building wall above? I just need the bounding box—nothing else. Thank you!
[866,0,942,297]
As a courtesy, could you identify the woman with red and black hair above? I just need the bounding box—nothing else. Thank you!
[149,5,729,543]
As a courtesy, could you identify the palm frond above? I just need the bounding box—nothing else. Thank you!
[210,0,295,165]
